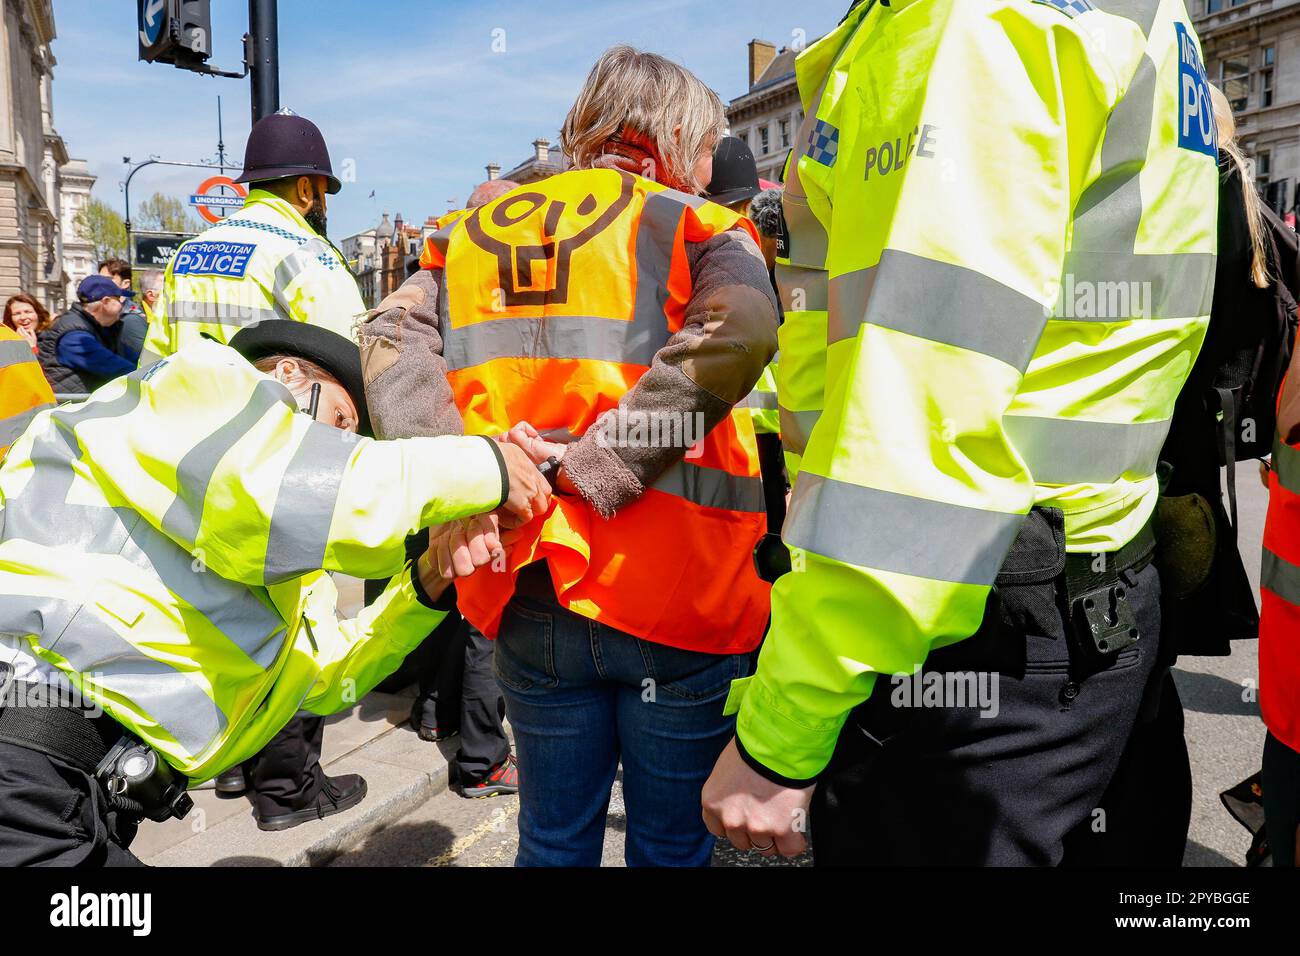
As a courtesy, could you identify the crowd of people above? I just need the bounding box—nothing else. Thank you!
[2,260,164,398]
[1,0,1298,870]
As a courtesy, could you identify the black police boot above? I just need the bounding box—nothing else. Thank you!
[255,773,368,832]
[214,766,247,795]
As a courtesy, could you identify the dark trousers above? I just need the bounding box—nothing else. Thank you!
[1262,730,1300,868]
[368,539,510,786]
[0,742,143,867]
[449,621,510,785]
[406,615,510,784]
[245,714,326,817]
[812,527,1188,866]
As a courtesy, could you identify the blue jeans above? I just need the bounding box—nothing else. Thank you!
[494,594,751,867]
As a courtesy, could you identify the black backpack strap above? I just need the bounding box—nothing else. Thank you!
[1215,385,1239,541]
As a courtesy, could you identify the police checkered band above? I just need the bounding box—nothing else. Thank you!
[807,119,840,168]
[215,218,337,271]
[1031,0,1095,17]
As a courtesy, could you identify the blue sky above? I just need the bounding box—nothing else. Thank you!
[50,0,845,240]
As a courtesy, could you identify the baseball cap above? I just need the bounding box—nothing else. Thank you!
[78,275,136,303]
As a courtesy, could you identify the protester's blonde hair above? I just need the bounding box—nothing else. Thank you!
[561,45,725,194]
[1211,85,1271,289]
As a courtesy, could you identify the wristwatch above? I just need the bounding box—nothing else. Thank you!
[537,456,561,492]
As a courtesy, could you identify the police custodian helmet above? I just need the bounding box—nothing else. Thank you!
[234,109,343,195]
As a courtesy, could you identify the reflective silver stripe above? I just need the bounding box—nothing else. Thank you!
[1262,547,1300,606]
[443,314,661,370]
[166,300,286,327]
[740,390,779,411]
[0,594,226,756]
[263,421,357,584]
[784,472,1025,585]
[272,237,336,301]
[1093,0,1160,37]
[783,197,828,268]
[828,250,1045,372]
[429,221,457,257]
[779,406,821,456]
[121,520,285,668]
[782,68,834,270]
[651,461,765,513]
[4,395,287,669]
[630,192,686,337]
[137,348,165,372]
[1056,250,1215,321]
[161,379,295,547]
[1273,436,1300,496]
[1004,415,1170,485]
[442,192,681,372]
[0,339,35,369]
[775,263,829,313]
[0,403,52,446]
[1072,54,1156,256]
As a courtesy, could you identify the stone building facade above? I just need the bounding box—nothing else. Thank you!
[0,0,93,315]
[1196,0,1300,215]
[725,39,805,185]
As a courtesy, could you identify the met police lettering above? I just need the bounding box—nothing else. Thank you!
[172,241,257,278]
[1175,23,1216,157]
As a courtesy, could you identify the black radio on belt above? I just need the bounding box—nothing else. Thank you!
[95,738,193,823]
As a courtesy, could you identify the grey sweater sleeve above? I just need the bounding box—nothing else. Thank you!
[358,268,466,440]
[562,227,779,518]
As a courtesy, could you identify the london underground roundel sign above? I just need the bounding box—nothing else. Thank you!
[190,176,248,225]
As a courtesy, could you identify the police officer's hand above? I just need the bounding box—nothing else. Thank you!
[428,514,502,580]
[701,738,815,859]
[502,420,567,465]
[498,441,551,526]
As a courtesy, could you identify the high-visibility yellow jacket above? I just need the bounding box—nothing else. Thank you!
[743,360,782,435]
[0,326,54,460]
[775,133,830,480]
[0,340,506,782]
[140,190,364,367]
[731,0,1219,782]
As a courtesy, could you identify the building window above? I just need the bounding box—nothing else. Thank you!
[736,129,748,149]
[759,125,770,155]
[1219,53,1250,112]
[1255,150,1271,191]
[780,118,791,149]
[1260,45,1275,108]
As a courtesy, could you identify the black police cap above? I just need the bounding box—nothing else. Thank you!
[228,321,370,436]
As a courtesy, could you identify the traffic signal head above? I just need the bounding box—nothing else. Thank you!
[138,0,212,67]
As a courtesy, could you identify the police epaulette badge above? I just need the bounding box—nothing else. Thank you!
[1031,0,1096,17]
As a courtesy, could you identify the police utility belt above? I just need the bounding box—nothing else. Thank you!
[0,664,193,823]
[1003,505,1156,665]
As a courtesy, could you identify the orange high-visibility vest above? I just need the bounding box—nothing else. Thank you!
[0,325,55,460]
[422,169,770,654]
[1262,388,1300,753]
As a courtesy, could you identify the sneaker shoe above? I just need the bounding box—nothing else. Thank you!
[459,754,519,799]
[255,773,368,831]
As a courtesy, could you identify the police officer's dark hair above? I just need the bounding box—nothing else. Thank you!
[253,176,316,201]
[749,187,784,241]
[251,354,340,385]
